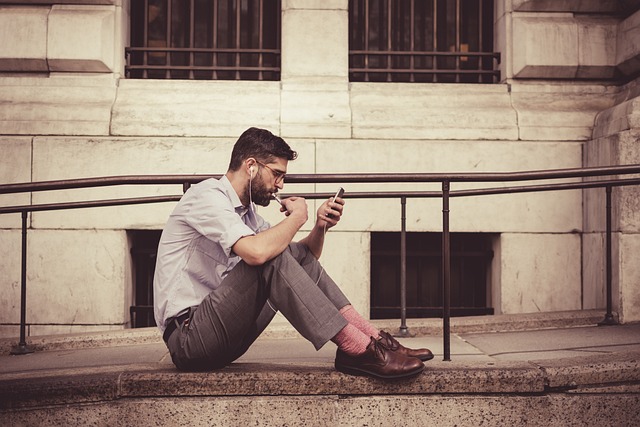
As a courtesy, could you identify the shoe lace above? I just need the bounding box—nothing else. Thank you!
[370,337,388,360]
[379,331,400,351]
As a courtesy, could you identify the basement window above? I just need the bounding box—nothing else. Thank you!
[371,232,495,319]
[129,230,162,328]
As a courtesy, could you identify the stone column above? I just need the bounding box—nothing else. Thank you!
[280,0,351,138]
[584,9,640,323]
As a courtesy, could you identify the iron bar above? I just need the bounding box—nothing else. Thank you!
[400,196,408,336]
[212,0,219,79]
[349,50,499,57]
[455,0,460,83]
[235,0,241,80]
[433,0,437,82]
[409,0,415,83]
[479,0,484,82]
[189,0,196,80]
[127,47,280,53]
[143,0,149,79]
[364,0,370,82]
[166,0,172,79]
[442,180,451,361]
[349,68,499,76]
[10,211,33,355]
[258,0,264,80]
[3,165,640,195]
[599,185,617,325]
[3,177,640,216]
[126,65,279,73]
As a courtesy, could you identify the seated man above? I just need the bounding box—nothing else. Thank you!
[154,127,433,379]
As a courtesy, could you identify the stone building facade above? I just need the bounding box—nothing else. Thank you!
[0,0,638,337]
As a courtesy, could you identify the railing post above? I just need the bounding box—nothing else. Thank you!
[399,196,408,336]
[11,210,34,355]
[442,181,451,361]
[599,185,617,326]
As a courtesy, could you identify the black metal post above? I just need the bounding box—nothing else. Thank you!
[399,197,408,336]
[599,185,617,326]
[442,181,451,361]
[11,211,34,355]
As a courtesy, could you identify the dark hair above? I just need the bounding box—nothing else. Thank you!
[228,127,297,171]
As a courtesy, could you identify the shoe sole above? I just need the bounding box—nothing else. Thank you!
[335,363,425,379]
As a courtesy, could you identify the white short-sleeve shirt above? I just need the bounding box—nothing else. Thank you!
[153,176,270,332]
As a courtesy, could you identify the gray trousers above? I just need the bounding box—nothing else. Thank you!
[166,242,350,371]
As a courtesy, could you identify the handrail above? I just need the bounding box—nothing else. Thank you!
[1,164,640,194]
[3,177,640,215]
[2,164,639,358]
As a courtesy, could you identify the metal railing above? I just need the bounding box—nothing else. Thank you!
[2,165,640,359]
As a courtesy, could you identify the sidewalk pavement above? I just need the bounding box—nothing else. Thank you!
[1,316,639,377]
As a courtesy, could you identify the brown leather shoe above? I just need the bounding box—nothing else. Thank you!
[335,336,425,379]
[378,330,434,362]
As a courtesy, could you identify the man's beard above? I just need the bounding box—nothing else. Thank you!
[246,174,274,207]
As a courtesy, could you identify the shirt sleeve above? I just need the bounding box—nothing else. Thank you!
[182,187,255,258]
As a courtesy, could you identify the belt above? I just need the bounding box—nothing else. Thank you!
[162,309,191,343]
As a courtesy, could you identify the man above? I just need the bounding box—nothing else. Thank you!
[154,127,433,379]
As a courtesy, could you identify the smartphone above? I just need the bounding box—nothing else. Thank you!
[332,187,345,201]
[327,187,344,218]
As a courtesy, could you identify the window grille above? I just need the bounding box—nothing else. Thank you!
[370,232,495,319]
[129,230,162,328]
[126,0,281,80]
[349,0,500,83]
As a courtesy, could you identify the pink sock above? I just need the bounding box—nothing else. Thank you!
[340,305,380,339]
[332,324,370,356]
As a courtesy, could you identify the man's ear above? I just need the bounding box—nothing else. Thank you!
[246,158,256,178]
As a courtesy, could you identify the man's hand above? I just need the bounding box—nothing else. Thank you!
[297,194,345,259]
[316,195,344,230]
[233,196,308,266]
[281,196,309,226]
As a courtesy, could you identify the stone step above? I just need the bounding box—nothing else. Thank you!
[2,312,639,425]
[1,350,639,425]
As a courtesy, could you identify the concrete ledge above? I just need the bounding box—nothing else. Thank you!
[1,351,639,410]
[538,351,640,389]
[2,321,639,425]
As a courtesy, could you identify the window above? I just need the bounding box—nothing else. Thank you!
[127,0,281,80]
[349,0,499,83]
[129,230,162,328]
[370,232,495,319]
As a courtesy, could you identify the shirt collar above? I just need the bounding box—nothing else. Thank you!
[219,175,250,216]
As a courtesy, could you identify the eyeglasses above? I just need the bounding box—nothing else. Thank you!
[256,161,286,184]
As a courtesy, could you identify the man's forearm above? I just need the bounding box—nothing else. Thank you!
[299,223,325,259]
[234,213,306,265]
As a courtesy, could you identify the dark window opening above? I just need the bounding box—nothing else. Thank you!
[349,0,499,83]
[127,0,281,80]
[371,232,495,319]
[129,230,162,328]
